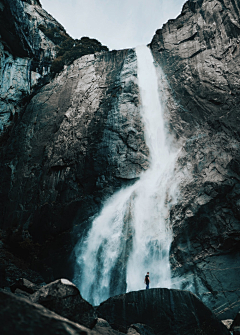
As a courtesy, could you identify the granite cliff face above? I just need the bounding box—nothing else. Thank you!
[0,0,240,323]
[0,0,65,131]
[0,48,149,282]
[151,0,240,319]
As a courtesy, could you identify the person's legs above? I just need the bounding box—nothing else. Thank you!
[146,283,149,289]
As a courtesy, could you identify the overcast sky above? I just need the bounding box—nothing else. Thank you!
[40,0,186,50]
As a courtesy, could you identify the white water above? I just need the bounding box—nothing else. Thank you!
[74,45,178,305]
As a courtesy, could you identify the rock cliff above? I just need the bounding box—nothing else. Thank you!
[150,0,240,319]
[0,0,64,131]
[0,47,149,282]
[0,0,108,133]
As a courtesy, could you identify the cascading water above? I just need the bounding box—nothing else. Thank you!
[125,46,178,292]
[74,45,178,305]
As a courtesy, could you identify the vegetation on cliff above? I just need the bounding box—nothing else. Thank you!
[39,25,109,74]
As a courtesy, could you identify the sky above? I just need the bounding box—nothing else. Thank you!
[40,0,187,50]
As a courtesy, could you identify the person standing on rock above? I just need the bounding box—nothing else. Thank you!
[144,272,150,289]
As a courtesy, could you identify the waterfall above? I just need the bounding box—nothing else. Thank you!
[73,45,178,305]
[125,45,177,292]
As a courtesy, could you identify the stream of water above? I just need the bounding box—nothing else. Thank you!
[74,45,178,305]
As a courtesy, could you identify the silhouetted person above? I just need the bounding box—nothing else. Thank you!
[144,272,150,289]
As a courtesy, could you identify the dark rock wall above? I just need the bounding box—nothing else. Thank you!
[150,0,240,319]
[0,49,148,283]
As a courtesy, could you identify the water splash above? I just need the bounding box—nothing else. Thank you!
[74,45,178,305]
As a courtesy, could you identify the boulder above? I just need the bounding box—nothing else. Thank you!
[30,278,79,302]
[10,277,41,294]
[97,288,230,335]
[0,290,96,335]
[30,278,97,328]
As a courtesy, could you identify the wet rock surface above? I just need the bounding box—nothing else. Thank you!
[0,48,148,281]
[97,288,230,335]
[150,0,240,319]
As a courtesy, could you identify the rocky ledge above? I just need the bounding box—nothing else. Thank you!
[0,278,231,335]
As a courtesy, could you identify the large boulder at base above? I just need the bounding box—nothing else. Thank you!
[96,288,230,335]
[10,277,41,294]
[0,290,96,335]
[30,278,97,328]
